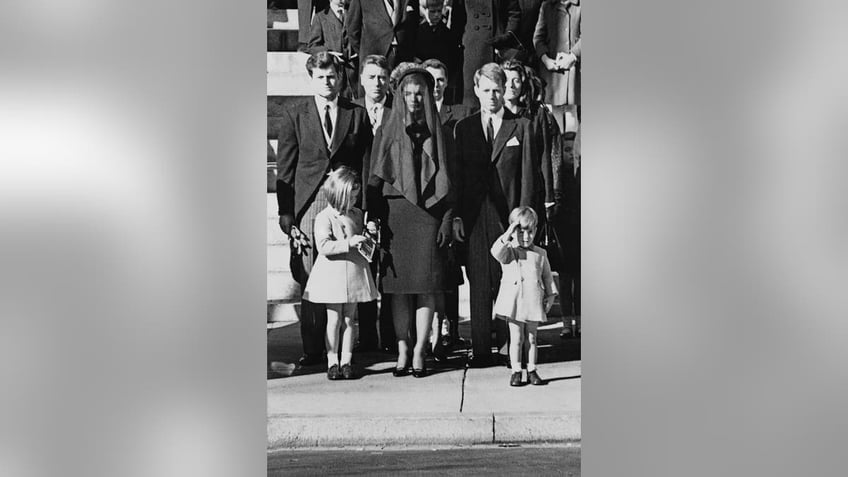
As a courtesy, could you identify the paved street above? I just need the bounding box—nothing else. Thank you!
[268,445,581,476]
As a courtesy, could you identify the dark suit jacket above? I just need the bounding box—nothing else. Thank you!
[452,0,522,107]
[306,8,347,55]
[453,108,538,232]
[276,97,373,220]
[348,0,418,62]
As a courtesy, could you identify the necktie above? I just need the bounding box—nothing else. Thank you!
[486,116,494,147]
[337,8,344,24]
[324,104,333,142]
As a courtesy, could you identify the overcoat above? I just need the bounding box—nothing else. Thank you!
[490,239,557,322]
[306,8,347,55]
[533,0,581,106]
[452,0,522,107]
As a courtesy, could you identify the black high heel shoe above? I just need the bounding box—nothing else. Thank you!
[412,364,428,378]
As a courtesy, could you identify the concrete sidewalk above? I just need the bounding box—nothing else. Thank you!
[267,312,581,449]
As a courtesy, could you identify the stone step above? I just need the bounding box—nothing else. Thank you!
[268,72,312,96]
[268,270,301,302]
[268,243,291,272]
[267,51,309,74]
[268,29,300,52]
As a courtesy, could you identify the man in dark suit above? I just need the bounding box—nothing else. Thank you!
[451,0,522,108]
[414,0,463,104]
[306,0,347,55]
[276,51,374,366]
[347,0,419,69]
[423,59,472,354]
[352,54,395,353]
[452,63,538,367]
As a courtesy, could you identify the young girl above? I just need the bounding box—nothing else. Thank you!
[303,167,379,381]
[491,207,558,386]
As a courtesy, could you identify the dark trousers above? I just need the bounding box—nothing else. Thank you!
[291,191,329,358]
[465,199,508,359]
[299,299,328,356]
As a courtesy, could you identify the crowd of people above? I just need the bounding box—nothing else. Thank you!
[272,0,580,386]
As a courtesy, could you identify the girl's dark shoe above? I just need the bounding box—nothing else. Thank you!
[509,372,523,387]
[341,364,354,380]
[412,365,428,378]
[527,370,545,385]
[392,366,410,377]
[327,364,341,380]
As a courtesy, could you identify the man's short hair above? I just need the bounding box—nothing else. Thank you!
[422,59,448,78]
[305,51,341,77]
[425,0,445,8]
[473,63,506,88]
[360,54,389,74]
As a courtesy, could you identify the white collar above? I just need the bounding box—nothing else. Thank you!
[314,95,339,111]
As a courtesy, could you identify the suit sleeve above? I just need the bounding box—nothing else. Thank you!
[306,15,326,54]
[348,0,363,55]
[356,108,374,213]
[490,237,514,264]
[533,3,549,58]
[540,249,558,298]
[452,120,465,223]
[314,213,352,256]
[276,107,298,217]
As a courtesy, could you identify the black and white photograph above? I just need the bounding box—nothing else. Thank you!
[266,0,582,473]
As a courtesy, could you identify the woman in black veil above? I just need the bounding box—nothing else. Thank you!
[368,62,454,378]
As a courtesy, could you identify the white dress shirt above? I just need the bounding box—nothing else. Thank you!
[314,96,339,145]
[435,98,444,114]
[364,95,387,133]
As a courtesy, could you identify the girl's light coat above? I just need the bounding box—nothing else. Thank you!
[303,206,379,304]
[490,237,558,322]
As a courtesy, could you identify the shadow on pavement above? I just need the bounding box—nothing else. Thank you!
[268,316,580,380]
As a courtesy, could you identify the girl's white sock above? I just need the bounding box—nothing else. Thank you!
[511,363,522,373]
[327,353,339,367]
[527,364,537,373]
[340,352,352,366]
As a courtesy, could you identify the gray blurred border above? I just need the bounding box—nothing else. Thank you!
[1,0,847,476]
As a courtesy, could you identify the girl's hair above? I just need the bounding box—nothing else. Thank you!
[322,166,361,214]
[508,206,538,229]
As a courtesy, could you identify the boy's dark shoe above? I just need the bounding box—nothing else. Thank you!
[340,364,354,380]
[528,370,546,386]
[509,372,524,387]
[327,364,341,380]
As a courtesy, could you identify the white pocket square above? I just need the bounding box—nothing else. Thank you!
[406,5,414,11]
[506,137,520,146]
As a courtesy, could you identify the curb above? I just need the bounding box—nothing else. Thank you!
[267,412,581,449]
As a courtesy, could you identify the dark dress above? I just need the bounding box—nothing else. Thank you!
[374,123,449,294]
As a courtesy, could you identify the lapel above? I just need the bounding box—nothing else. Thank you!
[375,0,393,26]
[329,100,352,157]
[491,111,518,162]
[440,105,453,126]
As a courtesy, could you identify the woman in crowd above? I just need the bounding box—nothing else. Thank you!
[368,62,455,378]
[501,59,560,225]
[533,0,581,134]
